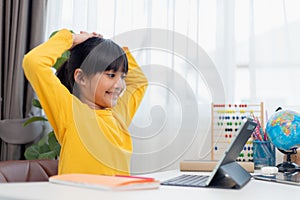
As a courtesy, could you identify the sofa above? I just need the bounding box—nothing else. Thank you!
[0,159,58,183]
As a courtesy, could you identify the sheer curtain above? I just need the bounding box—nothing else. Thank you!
[235,0,300,113]
[46,0,300,173]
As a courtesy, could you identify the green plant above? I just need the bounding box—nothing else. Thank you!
[49,30,73,70]
[23,99,61,160]
[23,30,73,160]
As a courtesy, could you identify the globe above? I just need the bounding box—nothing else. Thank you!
[266,110,300,151]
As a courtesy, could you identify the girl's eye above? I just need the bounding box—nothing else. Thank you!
[106,73,115,78]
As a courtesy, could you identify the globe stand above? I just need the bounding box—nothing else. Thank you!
[276,147,300,173]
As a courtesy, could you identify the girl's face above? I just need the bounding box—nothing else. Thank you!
[75,68,126,109]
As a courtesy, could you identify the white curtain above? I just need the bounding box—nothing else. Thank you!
[46,0,300,174]
[235,0,300,113]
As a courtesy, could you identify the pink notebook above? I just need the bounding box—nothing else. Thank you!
[49,173,160,191]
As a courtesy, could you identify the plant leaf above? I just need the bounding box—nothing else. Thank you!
[24,144,40,160]
[37,133,50,146]
[38,151,57,159]
[61,50,70,58]
[49,30,58,38]
[32,99,42,109]
[23,116,48,127]
[38,143,50,153]
[48,131,61,156]
[49,30,73,70]
[52,56,69,70]
[49,30,74,38]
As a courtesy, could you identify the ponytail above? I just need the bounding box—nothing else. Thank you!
[56,61,73,93]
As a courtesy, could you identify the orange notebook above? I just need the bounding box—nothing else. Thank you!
[49,174,160,191]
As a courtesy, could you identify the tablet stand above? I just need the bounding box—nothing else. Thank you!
[209,162,252,189]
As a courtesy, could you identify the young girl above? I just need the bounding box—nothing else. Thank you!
[22,29,148,175]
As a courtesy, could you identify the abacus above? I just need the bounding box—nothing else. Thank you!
[211,103,264,162]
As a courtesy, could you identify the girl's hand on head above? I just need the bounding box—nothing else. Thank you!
[72,31,103,48]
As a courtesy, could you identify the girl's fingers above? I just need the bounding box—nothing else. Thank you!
[79,31,103,38]
[92,32,103,38]
[80,31,88,34]
[72,31,103,48]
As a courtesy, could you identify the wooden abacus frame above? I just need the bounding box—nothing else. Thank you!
[211,102,264,161]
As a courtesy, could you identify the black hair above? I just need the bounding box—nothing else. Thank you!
[56,37,128,95]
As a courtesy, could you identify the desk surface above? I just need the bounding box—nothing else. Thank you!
[0,170,299,200]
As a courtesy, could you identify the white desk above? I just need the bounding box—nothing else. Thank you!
[0,170,299,200]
